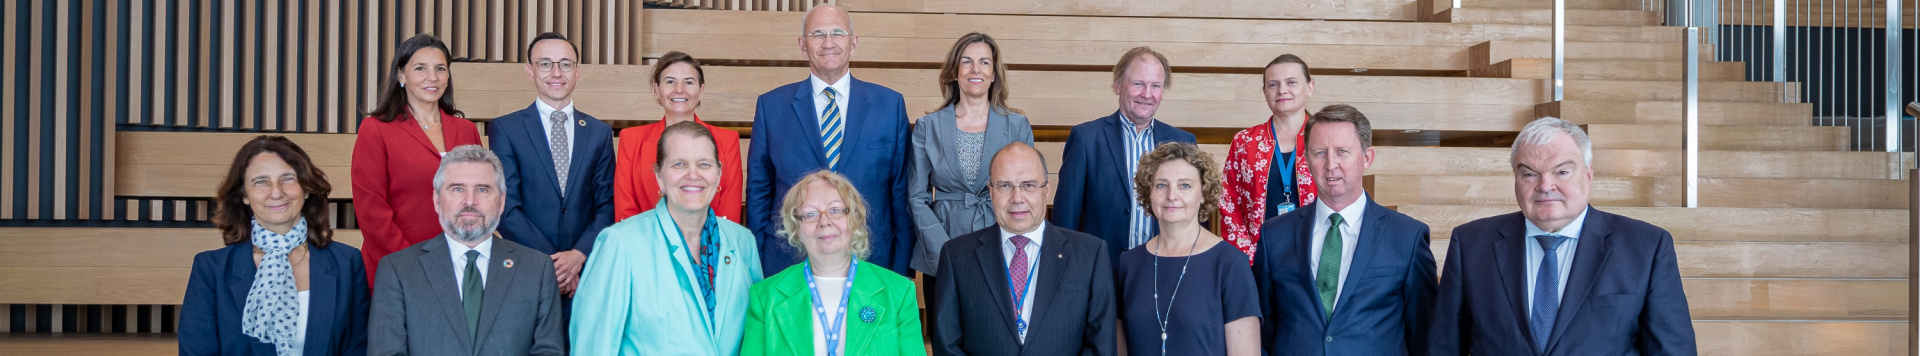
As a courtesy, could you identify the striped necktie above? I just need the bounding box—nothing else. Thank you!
[820,87,844,170]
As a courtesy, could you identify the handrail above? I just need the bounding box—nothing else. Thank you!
[1552,0,1564,101]
[1682,0,1702,208]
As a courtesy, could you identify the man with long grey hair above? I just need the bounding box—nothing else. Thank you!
[1428,117,1695,355]
[371,145,567,356]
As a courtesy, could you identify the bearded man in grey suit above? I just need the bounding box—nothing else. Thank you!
[370,145,567,356]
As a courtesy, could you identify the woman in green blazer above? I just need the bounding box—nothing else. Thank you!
[743,171,927,356]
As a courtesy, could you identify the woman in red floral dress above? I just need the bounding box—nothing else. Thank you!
[1220,54,1319,262]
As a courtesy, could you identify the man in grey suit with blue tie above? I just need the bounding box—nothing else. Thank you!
[370,145,567,356]
[1428,117,1695,355]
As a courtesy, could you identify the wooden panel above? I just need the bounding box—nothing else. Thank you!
[1368,147,1900,179]
[1540,100,1815,126]
[1684,278,1907,319]
[1439,8,1661,26]
[837,0,1420,21]
[1585,124,1848,151]
[1368,175,1909,209]
[1694,321,1908,355]
[115,132,356,199]
[1488,58,1746,81]
[1399,205,1910,243]
[0,228,364,305]
[0,334,178,355]
[1429,239,1908,278]
[1565,80,1791,103]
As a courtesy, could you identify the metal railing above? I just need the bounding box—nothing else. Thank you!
[1706,0,1913,156]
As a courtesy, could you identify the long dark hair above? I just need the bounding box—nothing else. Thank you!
[212,136,335,247]
[936,32,1018,115]
[366,34,462,122]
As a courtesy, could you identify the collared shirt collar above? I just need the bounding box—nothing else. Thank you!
[1524,207,1591,241]
[808,71,853,99]
[445,234,495,262]
[999,223,1046,247]
[534,98,575,122]
[1313,193,1370,228]
[1116,111,1154,136]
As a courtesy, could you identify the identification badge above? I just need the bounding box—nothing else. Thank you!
[1273,202,1298,215]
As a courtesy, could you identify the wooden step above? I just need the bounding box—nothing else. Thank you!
[1437,8,1661,26]
[0,227,364,305]
[1539,100,1814,126]
[1396,205,1910,243]
[1458,0,1644,11]
[1472,41,1717,67]
[1565,80,1793,103]
[1369,147,1902,179]
[1483,58,1745,81]
[0,334,178,355]
[1684,278,1907,319]
[840,0,1421,22]
[1366,175,1908,209]
[1584,124,1848,151]
[457,63,1543,132]
[1429,239,1908,278]
[1694,320,1908,355]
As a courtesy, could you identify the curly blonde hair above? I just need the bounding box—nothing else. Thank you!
[778,170,873,259]
[1132,142,1223,218]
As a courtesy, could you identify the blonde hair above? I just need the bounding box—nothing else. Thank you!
[1132,142,1223,218]
[778,170,872,259]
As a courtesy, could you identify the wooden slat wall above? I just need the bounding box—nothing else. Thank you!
[645,0,834,11]
[0,0,649,224]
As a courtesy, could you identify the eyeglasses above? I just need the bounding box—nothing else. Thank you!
[990,181,1049,194]
[797,207,849,223]
[804,30,851,43]
[534,59,576,73]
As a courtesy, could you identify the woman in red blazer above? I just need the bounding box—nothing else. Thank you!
[614,51,745,224]
[351,34,483,285]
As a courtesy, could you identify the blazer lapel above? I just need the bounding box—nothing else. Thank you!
[223,243,258,325]
[303,245,339,355]
[475,240,521,347]
[789,81,830,167]
[401,112,444,154]
[844,263,886,352]
[1101,113,1129,182]
[415,238,475,349]
[972,229,1022,338]
[1289,211,1329,324]
[773,277,814,354]
[562,112,603,197]
[1544,209,1613,353]
[516,105,564,195]
[846,79,876,155]
[1491,216,1535,349]
[1024,228,1072,342]
[978,110,1012,187]
[1330,200,1390,323]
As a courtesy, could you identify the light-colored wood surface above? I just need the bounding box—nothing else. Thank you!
[1694,321,1909,355]
[1429,238,1909,279]
[1487,58,1746,81]
[1369,147,1901,179]
[0,228,362,305]
[1564,79,1793,103]
[1584,124,1849,151]
[0,334,177,355]
[1456,0,1642,11]
[115,132,357,199]
[1369,175,1910,209]
[1684,278,1908,319]
[1472,40,1718,67]
[1398,204,1910,243]
[1438,8,1661,26]
[838,0,1421,21]
[1540,100,1815,126]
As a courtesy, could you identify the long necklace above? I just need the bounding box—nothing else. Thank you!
[1151,229,1202,356]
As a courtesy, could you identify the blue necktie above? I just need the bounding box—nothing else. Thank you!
[1530,234,1568,354]
[820,87,844,170]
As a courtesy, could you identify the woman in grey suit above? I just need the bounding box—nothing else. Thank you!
[908,32,1035,291]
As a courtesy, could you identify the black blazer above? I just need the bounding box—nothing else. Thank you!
[932,223,1116,356]
[1428,207,1697,355]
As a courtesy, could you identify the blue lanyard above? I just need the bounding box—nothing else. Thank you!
[804,259,857,356]
[1272,125,1297,204]
[1002,246,1041,338]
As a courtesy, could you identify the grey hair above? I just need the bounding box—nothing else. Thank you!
[1512,117,1593,166]
[432,144,507,194]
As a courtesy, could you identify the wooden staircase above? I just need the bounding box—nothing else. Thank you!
[1425,1,1912,354]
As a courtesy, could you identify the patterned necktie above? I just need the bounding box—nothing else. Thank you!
[548,110,570,195]
[1008,234,1032,340]
[820,87,844,170]
[1531,234,1569,354]
[1315,213,1345,320]
[462,250,484,342]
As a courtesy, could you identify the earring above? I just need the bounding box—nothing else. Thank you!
[399,82,405,88]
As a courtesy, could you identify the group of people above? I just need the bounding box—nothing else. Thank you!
[177,4,1696,356]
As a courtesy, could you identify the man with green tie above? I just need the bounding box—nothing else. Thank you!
[370,145,567,356]
[1250,104,1438,355]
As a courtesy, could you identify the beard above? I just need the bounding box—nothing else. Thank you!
[440,207,500,243]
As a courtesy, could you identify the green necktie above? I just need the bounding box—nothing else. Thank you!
[1316,213,1345,320]
[462,250,483,341]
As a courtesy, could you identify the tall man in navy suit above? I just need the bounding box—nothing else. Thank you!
[1253,104,1436,355]
[1051,47,1196,263]
[1428,117,1696,355]
[487,32,614,298]
[747,4,914,275]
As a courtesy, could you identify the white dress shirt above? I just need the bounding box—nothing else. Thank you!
[290,290,309,356]
[999,224,1046,343]
[533,99,577,168]
[1525,207,1588,311]
[808,72,853,127]
[1309,193,1368,311]
[446,236,496,300]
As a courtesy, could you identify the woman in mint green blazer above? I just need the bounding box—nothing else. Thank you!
[571,122,765,355]
[743,171,926,356]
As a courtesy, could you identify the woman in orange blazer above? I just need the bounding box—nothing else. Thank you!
[614,51,745,223]
[350,34,483,285]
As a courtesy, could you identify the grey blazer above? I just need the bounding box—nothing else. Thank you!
[908,104,1035,275]
[369,235,567,356]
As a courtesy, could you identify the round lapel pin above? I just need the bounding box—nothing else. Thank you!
[724,256,733,265]
[577,119,586,127]
[503,259,515,268]
[859,306,878,323]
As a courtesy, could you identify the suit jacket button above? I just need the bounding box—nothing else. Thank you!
[1325,336,1333,343]
[562,208,569,214]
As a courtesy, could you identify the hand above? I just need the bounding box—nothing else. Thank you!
[551,250,586,295]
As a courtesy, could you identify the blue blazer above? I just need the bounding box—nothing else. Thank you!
[1252,197,1436,355]
[746,77,913,275]
[179,240,369,356]
[488,103,616,257]
[1428,208,1696,355]
[1049,111,1195,264]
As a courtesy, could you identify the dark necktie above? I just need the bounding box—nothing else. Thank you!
[1531,234,1569,353]
[462,250,483,342]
